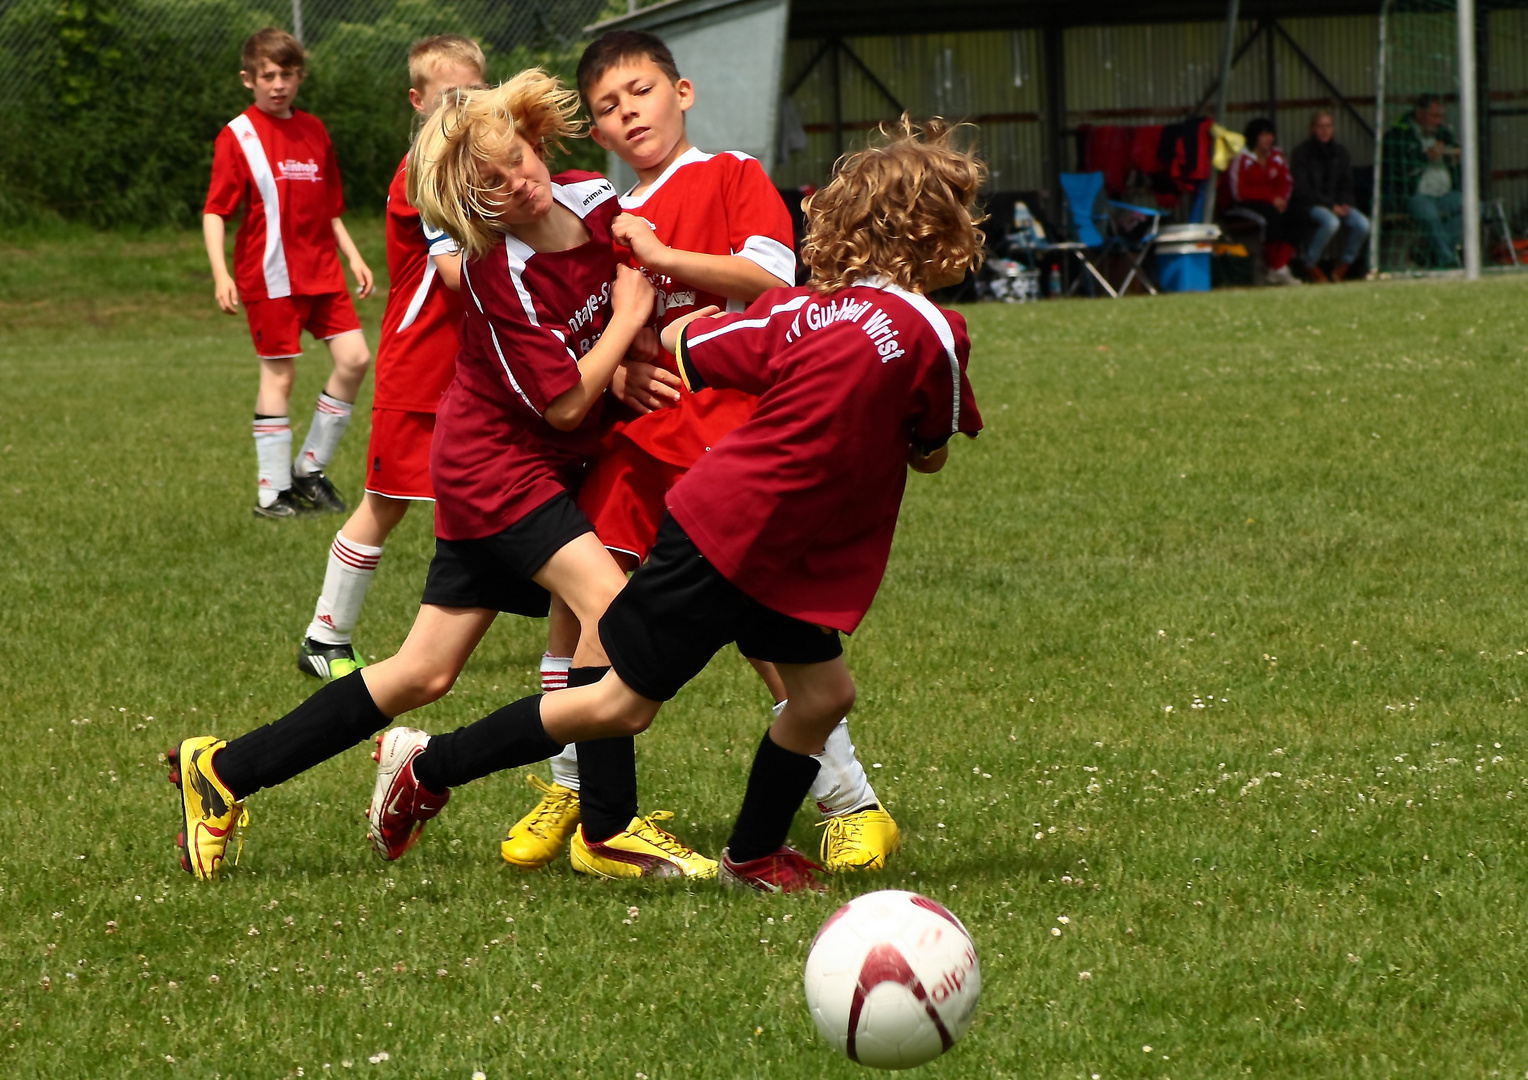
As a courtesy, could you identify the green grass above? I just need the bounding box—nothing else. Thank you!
[2,223,1528,1078]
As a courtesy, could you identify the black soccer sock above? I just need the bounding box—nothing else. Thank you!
[726,731,821,864]
[213,671,387,800]
[563,665,637,844]
[410,695,563,794]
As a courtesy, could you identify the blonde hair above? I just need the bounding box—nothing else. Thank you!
[801,116,987,294]
[407,70,582,260]
[408,34,486,93]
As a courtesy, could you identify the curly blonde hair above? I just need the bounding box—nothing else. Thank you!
[407,70,583,259]
[801,116,987,294]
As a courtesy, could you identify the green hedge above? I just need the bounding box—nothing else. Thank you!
[0,0,611,228]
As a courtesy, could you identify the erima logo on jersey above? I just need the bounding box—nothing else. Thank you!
[278,159,321,181]
[785,297,906,362]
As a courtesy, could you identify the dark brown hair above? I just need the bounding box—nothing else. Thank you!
[576,30,680,105]
[241,27,305,74]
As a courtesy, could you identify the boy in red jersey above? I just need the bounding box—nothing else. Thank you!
[204,28,375,519]
[295,35,487,681]
[376,116,985,891]
[500,30,901,878]
[170,74,715,883]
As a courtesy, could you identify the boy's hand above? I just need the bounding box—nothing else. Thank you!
[627,326,661,366]
[908,444,948,474]
[350,256,376,300]
[610,264,655,326]
[611,213,668,267]
[613,360,683,415]
[659,305,721,354]
[213,274,239,314]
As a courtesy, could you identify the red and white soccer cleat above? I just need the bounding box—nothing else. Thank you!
[366,727,449,861]
[719,845,828,894]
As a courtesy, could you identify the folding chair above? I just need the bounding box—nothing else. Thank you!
[1055,173,1166,298]
[1054,172,1117,297]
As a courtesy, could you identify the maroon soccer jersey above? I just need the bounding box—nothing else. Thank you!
[668,280,983,632]
[375,155,462,412]
[431,172,620,541]
[204,106,347,301]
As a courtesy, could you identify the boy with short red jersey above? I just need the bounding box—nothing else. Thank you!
[500,30,901,878]
[375,117,985,892]
[204,27,375,519]
[295,35,487,682]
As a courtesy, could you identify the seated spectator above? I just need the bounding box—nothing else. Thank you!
[1227,118,1300,286]
[1381,93,1463,267]
[1291,110,1370,282]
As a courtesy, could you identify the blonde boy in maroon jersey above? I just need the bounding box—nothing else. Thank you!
[204,28,375,519]
[375,117,984,891]
[500,29,900,878]
[295,35,487,681]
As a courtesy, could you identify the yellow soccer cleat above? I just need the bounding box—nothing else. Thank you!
[500,774,581,869]
[817,805,901,872]
[569,811,717,880]
[167,737,248,881]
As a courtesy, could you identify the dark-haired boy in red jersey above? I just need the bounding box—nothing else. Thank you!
[500,29,901,878]
[294,35,487,681]
[204,27,375,519]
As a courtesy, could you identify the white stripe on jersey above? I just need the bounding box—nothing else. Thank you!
[461,256,541,417]
[553,177,616,217]
[685,294,812,349]
[226,114,291,299]
[875,281,963,434]
[396,259,436,333]
[734,234,796,286]
[503,234,579,363]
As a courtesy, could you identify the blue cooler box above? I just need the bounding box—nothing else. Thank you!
[1153,224,1221,292]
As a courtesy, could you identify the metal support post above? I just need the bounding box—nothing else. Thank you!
[1202,0,1242,224]
[292,0,304,44]
[1370,0,1389,277]
[1459,0,1481,279]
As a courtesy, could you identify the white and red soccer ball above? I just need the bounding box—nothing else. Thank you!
[804,890,981,1069]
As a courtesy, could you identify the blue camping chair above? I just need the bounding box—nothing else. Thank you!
[1052,172,1164,298]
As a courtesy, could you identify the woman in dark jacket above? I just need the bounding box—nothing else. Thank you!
[1290,111,1370,281]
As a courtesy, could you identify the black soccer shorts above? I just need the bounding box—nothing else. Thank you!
[599,515,843,702]
[421,493,594,617]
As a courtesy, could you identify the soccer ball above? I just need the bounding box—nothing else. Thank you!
[803,890,981,1069]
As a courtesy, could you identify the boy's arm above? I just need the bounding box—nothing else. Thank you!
[544,266,655,431]
[331,218,376,299]
[613,214,788,303]
[431,252,462,292]
[202,213,239,314]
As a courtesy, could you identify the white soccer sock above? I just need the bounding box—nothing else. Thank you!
[294,393,353,477]
[542,654,579,790]
[806,712,878,818]
[305,532,383,645]
[254,415,292,507]
[540,653,573,692]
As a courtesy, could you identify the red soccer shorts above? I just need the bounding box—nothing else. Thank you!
[244,291,361,359]
[365,408,437,501]
[577,438,688,563]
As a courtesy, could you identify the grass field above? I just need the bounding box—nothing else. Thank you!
[3,221,1528,1079]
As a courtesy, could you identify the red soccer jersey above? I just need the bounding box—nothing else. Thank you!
[611,148,796,467]
[375,155,463,412]
[668,280,983,633]
[204,106,347,301]
[1228,147,1294,204]
[431,172,621,541]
